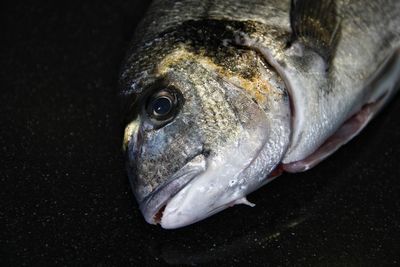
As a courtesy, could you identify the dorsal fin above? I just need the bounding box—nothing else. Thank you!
[290,0,341,62]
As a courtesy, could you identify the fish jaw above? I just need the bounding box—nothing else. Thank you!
[160,153,263,229]
[159,111,279,229]
[138,154,207,225]
[138,105,273,228]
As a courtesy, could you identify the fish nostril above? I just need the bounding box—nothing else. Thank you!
[153,205,166,224]
[201,148,211,158]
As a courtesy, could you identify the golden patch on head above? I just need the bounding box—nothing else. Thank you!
[156,45,278,105]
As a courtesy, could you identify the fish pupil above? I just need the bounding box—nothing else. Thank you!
[152,96,172,116]
[146,88,181,123]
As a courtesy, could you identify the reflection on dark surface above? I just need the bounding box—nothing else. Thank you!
[155,213,309,265]
[1,1,400,266]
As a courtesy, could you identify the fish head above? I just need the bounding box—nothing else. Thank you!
[122,45,291,229]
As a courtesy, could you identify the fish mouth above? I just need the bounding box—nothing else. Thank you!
[140,129,270,228]
[139,154,207,225]
[159,129,273,229]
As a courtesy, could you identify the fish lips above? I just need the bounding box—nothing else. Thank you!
[138,154,207,225]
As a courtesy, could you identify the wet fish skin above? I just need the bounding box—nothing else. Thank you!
[120,0,400,228]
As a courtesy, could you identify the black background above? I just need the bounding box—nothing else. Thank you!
[1,1,400,266]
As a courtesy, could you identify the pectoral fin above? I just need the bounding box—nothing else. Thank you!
[290,0,341,63]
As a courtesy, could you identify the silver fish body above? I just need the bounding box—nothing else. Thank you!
[120,0,400,228]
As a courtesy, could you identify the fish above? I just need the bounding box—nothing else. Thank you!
[120,0,400,229]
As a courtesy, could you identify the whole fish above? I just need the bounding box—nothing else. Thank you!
[120,0,400,229]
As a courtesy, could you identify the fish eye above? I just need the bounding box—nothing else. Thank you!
[146,88,179,122]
